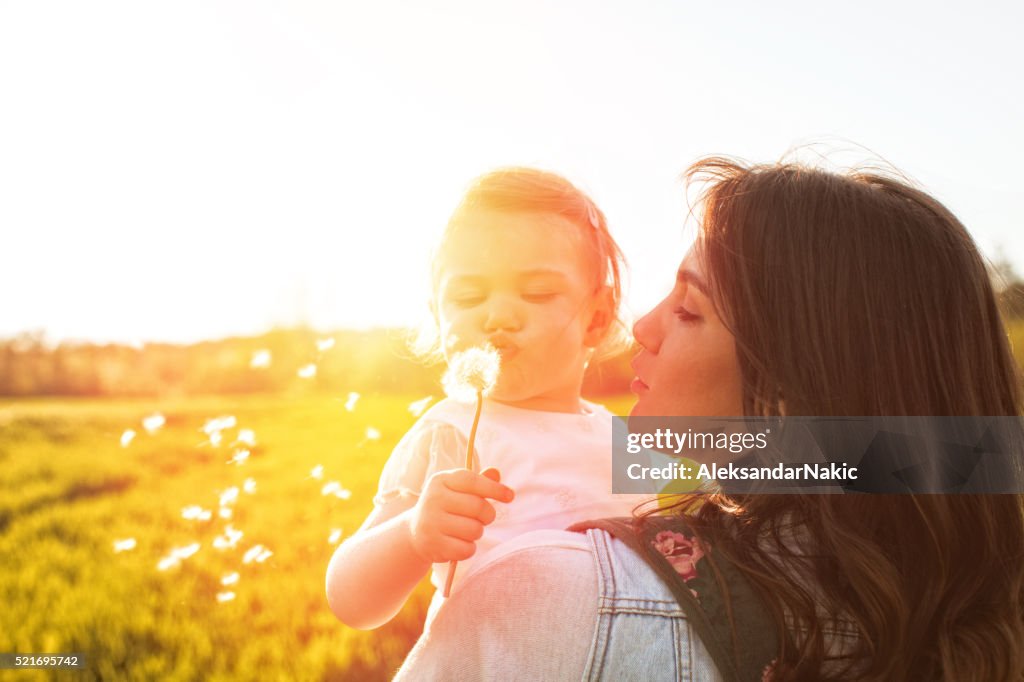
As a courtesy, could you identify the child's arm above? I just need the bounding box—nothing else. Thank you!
[325,467,514,630]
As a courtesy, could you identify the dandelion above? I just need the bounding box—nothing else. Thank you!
[310,465,324,479]
[113,538,137,553]
[317,337,336,352]
[408,396,434,417]
[213,525,243,550]
[227,449,250,465]
[328,529,343,545]
[243,478,257,494]
[236,429,256,446]
[221,571,240,586]
[441,345,500,598]
[297,364,317,379]
[142,413,165,433]
[365,427,381,441]
[219,487,239,507]
[219,507,233,519]
[441,346,500,404]
[250,349,272,368]
[344,392,359,412]
[216,591,236,603]
[181,506,212,521]
[120,429,136,448]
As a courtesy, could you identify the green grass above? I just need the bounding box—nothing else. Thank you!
[0,392,635,681]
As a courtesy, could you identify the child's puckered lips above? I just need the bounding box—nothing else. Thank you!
[488,334,520,360]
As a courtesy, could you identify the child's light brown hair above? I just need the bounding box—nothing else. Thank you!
[412,166,630,363]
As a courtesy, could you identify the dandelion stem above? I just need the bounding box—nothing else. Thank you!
[443,388,484,598]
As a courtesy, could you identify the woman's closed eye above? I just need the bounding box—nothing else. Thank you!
[674,305,701,322]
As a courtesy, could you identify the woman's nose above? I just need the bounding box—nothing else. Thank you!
[633,306,660,353]
[483,295,521,332]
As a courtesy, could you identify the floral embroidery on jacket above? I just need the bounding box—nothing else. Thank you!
[651,530,707,593]
[761,657,778,681]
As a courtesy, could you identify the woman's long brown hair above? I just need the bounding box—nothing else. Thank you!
[658,158,1024,680]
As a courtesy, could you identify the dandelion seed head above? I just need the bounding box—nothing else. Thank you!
[120,429,136,448]
[317,337,336,352]
[310,465,324,479]
[442,346,500,403]
[243,478,257,494]
[407,396,433,417]
[344,392,359,412]
[250,349,272,368]
[298,364,317,379]
[113,538,137,553]
[216,591,236,603]
[142,413,165,433]
[221,572,240,586]
[327,529,343,545]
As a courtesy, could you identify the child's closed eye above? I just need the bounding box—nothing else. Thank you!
[522,291,558,303]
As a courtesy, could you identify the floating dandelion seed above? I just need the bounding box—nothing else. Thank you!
[174,543,200,559]
[365,427,381,441]
[442,346,501,403]
[219,507,233,520]
[408,396,434,417]
[236,429,256,446]
[337,488,352,500]
[113,538,137,553]
[203,416,237,433]
[120,429,136,448]
[321,481,341,496]
[213,525,243,550]
[310,465,324,480]
[243,478,257,494]
[242,544,272,564]
[157,556,179,571]
[142,413,165,433]
[317,337,335,352]
[250,349,272,368]
[182,506,212,521]
[344,392,359,412]
[327,529,343,545]
[441,345,500,599]
[227,449,250,466]
[216,591,236,603]
[208,431,223,447]
[221,572,239,586]
[298,364,317,379]
[219,487,239,507]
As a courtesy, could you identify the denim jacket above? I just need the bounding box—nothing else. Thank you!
[394,528,730,681]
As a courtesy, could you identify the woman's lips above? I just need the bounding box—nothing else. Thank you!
[630,377,649,394]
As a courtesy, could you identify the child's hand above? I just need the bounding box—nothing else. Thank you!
[407,467,515,564]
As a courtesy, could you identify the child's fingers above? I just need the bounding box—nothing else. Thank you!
[440,490,497,525]
[443,468,514,503]
[438,537,476,562]
[439,513,486,543]
[480,467,501,483]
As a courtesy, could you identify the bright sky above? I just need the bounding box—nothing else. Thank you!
[2,1,1022,344]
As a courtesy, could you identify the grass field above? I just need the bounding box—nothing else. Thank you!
[0,392,635,681]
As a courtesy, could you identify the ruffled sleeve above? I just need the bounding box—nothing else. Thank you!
[373,419,468,508]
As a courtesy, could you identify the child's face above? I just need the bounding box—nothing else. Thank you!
[436,209,609,413]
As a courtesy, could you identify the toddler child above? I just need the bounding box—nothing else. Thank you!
[326,167,643,630]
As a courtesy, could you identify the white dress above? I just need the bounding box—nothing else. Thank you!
[373,397,650,625]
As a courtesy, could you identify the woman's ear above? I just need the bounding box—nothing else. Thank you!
[583,286,615,347]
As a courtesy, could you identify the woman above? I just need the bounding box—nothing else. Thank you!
[393,157,1024,681]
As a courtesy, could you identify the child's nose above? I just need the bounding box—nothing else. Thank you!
[483,295,521,332]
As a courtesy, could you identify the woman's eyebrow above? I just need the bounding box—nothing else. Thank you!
[677,268,709,296]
